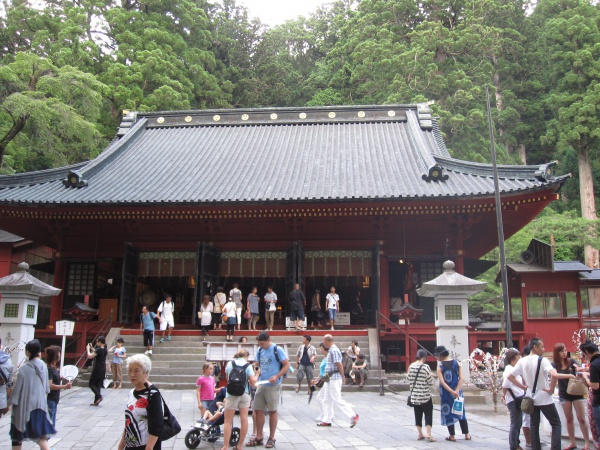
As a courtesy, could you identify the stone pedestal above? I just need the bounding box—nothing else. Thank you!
[0,262,61,366]
[416,261,486,381]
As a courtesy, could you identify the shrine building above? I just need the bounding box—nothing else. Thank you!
[0,104,569,370]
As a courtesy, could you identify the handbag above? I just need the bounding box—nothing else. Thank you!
[452,397,464,415]
[222,314,228,323]
[316,311,324,320]
[269,301,276,312]
[521,356,543,415]
[244,310,252,320]
[567,377,588,396]
[149,386,181,441]
[407,364,424,408]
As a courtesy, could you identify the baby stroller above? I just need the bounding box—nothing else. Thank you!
[185,390,240,449]
[184,418,239,449]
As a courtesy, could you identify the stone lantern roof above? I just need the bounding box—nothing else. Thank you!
[0,262,61,296]
[416,261,486,297]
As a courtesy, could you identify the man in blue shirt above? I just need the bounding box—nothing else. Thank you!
[139,306,159,355]
[247,331,289,448]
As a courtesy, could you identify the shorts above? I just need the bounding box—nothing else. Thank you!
[297,364,314,383]
[290,310,305,321]
[159,317,174,331]
[560,397,586,405]
[201,400,213,409]
[143,329,154,347]
[227,316,237,325]
[253,384,281,412]
[225,393,251,410]
[328,309,337,320]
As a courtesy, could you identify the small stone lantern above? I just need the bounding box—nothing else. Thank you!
[0,262,62,366]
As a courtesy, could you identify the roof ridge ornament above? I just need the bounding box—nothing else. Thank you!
[417,103,433,130]
[422,164,449,182]
[534,162,556,182]
[63,170,88,188]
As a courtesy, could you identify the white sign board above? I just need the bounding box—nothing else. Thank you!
[55,320,75,336]
[335,312,351,326]
[285,317,307,330]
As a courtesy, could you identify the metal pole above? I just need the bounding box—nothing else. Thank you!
[486,86,513,348]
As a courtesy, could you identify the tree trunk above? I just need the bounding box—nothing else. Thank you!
[579,146,599,267]
[0,114,28,167]
[517,144,526,164]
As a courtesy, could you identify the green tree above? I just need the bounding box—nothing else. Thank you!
[536,0,600,267]
[0,53,107,172]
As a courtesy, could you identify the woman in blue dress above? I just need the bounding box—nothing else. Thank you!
[434,345,471,442]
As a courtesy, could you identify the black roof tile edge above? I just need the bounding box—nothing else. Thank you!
[0,162,88,187]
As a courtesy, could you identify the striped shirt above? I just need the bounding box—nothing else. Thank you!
[325,344,343,380]
[407,362,433,405]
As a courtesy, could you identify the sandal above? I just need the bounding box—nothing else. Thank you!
[265,438,276,448]
[445,436,456,442]
[427,437,437,442]
[359,383,364,388]
[465,434,472,441]
[246,437,264,447]
[317,422,332,427]
[295,387,299,393]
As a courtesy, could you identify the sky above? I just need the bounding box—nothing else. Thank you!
[237,0,333,26]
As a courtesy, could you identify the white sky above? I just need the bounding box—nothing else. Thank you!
[237,0,333,26]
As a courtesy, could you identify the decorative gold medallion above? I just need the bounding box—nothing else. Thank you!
[157,117,165,124]
[358,111,365,118]
[241,114,249,121]
[213,115,221,122]
[328,112,336,118]
[299,112,307,119]
[270,113,278,120]
[388,110,396,117]
[184,116,192,123]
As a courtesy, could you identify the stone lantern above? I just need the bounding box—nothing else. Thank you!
[0,262,62,366]
[416,261,486,380]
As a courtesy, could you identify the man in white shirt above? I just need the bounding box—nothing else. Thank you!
[158,293,175,343]
[507,337,575,450]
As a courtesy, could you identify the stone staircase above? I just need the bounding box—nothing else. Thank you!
[77,329,388,393]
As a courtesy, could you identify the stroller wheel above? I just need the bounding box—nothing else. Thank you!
[184,429,201,449]
[230,427,241,446]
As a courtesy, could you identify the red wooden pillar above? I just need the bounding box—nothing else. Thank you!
[0,244,12,277]
[379,255,389,316]
[49,260,67,327]
[455,227,465,275]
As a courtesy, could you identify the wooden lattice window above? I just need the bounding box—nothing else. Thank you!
[67,263,96,296]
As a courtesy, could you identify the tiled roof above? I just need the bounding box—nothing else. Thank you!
[0,105,568,206]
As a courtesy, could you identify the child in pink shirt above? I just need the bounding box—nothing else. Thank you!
[196,363,216,414]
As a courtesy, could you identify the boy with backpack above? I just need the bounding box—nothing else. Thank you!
[224,349,257,450]
[247,331,290,448]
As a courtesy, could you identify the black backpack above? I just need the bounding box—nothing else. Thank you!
[227,361,250,396]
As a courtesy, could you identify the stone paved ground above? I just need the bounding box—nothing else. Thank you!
[0,386,566,450]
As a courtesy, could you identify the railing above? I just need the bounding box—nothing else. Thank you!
[69,313,113,371]
[377,311,433,356]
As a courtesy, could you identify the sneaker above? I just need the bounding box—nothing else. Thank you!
[159,338,165,343]
[331,327,335,331]
[144,350,150,355]
[350,414,359,428]
[166,336,172,341]
[148,350,152,355]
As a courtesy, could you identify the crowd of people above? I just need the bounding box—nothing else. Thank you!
[12,322,600,449]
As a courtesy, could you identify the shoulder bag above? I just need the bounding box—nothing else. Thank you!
[149,386,181,441]
[507,388,524,409]
[520,356,542,415]
[407,364,424,407]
